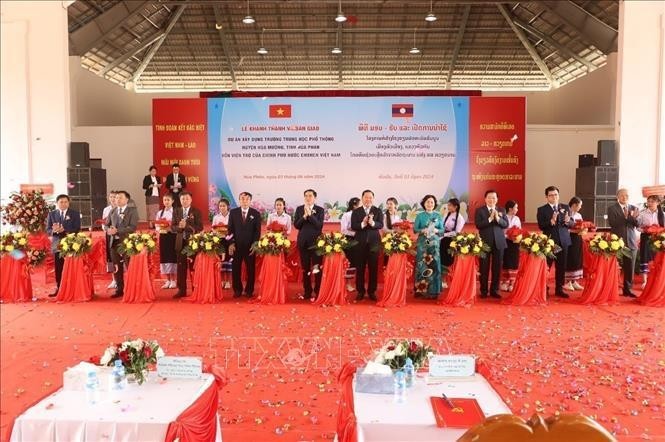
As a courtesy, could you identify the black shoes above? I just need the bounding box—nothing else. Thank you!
[173,292,186,299]
[368,293,377,301]
[355,293,365,301]
[489,292,501,299]
[48,290,58,298]
[622,290,637,298]
[110,292,123,298]
[555,291,570,298]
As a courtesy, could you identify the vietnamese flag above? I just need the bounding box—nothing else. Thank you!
[392,103,413,118]
[269,104,292,118]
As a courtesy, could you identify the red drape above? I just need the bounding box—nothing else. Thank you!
[578,255,620,305]
[185,253,223,303]
[87,238,107,274]
[56,256,93,303]
[313,253,348,306]
[163,382,219,442]
[639,253,665,307]
[28,232,54,284]
[0,255,32,303]
[336,361,358,442]
[440,255,477,307]
[502,253,548,306]
[377,253,410,307]
[256,254,287,305]
[123,251,156,303]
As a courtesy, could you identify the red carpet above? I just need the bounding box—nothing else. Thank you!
[1,272,663,442]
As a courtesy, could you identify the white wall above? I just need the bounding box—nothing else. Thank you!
[70,126,152,219]
[1,1,70,200]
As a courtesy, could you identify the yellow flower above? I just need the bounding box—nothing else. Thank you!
[610,234,618,241]
[18,238,27,246]
[86,238,92,245]
[147,240,156,248]
[276,238,284,246]
[544,246,551,254]
[523,238,532,246]
[136,243,144,252]
[598,240,609,250]
[61,244,68,252]
[126,242,133,249]
[472,246,480,253]
[455,235,464,241]
[618,239,624,247]
[478,240,483,247]
[67,233,75,238]
[0,245,3,252]
[385,243,393,251]
[13,233,21,239]
[334,232,342,239]
[450,241,457,249]
[333,244,342,252]
[325,245,333,253]
[192,242,198,250]
[261,238,269,247]
[398,244,406,251]
[547,239,554,246]
[467,233,475,239]
[460,246,469,254]
[72,243,81,251]
[610,241,620,251]
[77,232,87,237]
[284,239,291,247]
[531,244,540,253]
[141,233,151,240]
[515,234,523,243]
[6,245,14,252]
[317,239,325,247]
[205,242,212,250]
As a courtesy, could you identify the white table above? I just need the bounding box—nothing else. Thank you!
[10,373,222,442]
[354,374,511,442]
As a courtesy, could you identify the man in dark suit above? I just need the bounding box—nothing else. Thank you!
[293,189,325,300]
[537,185,575,297]
[165,163,186,207]
[105,190,139,298]
[172,191,204,298]
[46,194,81,296]
[607,188,640,297]
[475,190,509,298]
[351,189,384,301]
[227,191,262,298]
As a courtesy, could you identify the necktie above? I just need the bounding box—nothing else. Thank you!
[184,208,189,218]
[365,207,370,215]
[623,206,628,217]
[242,211,247,221]
[60,210,65,221]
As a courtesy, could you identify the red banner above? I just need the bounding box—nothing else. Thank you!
[152,99,208,206]
[469,97,526,219]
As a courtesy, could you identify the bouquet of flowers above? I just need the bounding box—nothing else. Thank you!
[211,222,228,235]
[100,338,165,385]
[311,232,356,256]
[251,231,291,255]
[182,230,225,257]
[153,219,171,234]
[572,220,597,234]
[117,232,157,257]
[519,232,561,259]
[644,225,665,236]
[374,339,435,370]
[448,233,490,258]
[0,232,48,267]
[650,230,665,253]
[0,190,50,233]
[58,232,92,257]
[266,220,287,233]
[381,232,414,256]
[588,233,629,259]
[391,220,412,232]
[505,226,527,243]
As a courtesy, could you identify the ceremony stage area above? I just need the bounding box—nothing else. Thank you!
[1,272,662,442]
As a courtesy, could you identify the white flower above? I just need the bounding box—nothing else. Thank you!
[384,350,396,360]
[120,341,130,351]
[395,343,405,356]
[156,347,165,358]
[130,339,144,350]
[427,351,434,359]
[373,353,385,364]
[100,347,116,365]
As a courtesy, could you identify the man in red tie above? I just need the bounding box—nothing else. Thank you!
[227,192,262,298]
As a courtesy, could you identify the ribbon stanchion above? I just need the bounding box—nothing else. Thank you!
[578,256,620,305]
[56,256,93,303]
[184,253,222,303]
[313,253,349,306]
[377,253,411,307]
[638,253,665,306]
[502,252,548,306]
[440,255,477,307]
[256,254,287,305]
[0,255,33,303]
[123,250,156,303]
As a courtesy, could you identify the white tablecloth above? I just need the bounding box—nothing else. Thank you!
[10,373,222,442]
[354,374,511,442]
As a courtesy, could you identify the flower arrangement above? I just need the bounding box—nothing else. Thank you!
[100,339,164,385]
[519,232,561,259]
[252,231,291,255]
[448,233,490,258]
[58,232,92,257]
[391,220,412,232]
[211,222,228,235]
[0,190,51,233]
[650,230,665,253]
[644,225,665,236]
[117,232,157,257]
[381,232,414,256]
[572,220,597,234]
[0,232,47,267]
[266,220,287,233]
[374,339,435,370]
[505,226,527,243]
[310,232,356,256]
[588,233,629,259]
[182,230,226,257]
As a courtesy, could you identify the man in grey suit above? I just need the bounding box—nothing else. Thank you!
[105,190,138,298]
[607,188,640,297]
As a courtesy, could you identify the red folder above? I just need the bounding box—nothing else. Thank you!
[430,397,485,428]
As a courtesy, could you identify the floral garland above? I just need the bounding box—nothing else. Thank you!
[448,233,490,258]
[519,232,561,259]
[0,190,51,233]
[117,232,157,257]
[100,339,164,385]
[0,232,47,267]
[374,339,435,370]
[310,232,356,256]
[588,233,629,259]
[58,232,92,258]
[182,230,225,257]
[381,231,414,256]
[251,231,291,255]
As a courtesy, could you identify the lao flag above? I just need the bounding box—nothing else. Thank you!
[269,104,292,118]
[392,103,413,118]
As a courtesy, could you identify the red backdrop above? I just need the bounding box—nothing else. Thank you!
[152,98,208,206]
[468,96,526,218]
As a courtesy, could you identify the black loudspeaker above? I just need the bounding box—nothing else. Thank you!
[67,167,107,198]
[578,154,596,168]
[578,196,613,229]
[597,140,616,166]
[575,166,618,197]
[70,142,90,167]
[90,158,103,169]
[69,197,107,228]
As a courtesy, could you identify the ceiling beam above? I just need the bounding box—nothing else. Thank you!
[212,5,238,89]
[511,16,597,72]
[131,5,187,84]
[540,1,617,54]
[447,4,471,88]
[497,4,558,88]
[99,31,166,76]
[69,1,150,56]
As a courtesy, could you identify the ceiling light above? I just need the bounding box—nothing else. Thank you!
[331,30,342,54]
[257,47,268,55]
[409,47,421,54]
[215,23,223,30]
[335,0,346,22]
[425,12,437,22]
[331,47,342,54]
[242,0,255,24]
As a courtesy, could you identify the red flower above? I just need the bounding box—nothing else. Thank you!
[409,341,419,353]
[119,350,130,363]
[267,221,285,232]
[88,355,101,365]
[143,346,153,358]
[387,345,396,351]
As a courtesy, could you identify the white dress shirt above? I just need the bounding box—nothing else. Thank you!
[340,211,354,237]
[267,211,292,234]
[212,212,229,226]
[443,212,466,237]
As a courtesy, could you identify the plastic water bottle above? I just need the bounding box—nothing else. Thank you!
[109,360,127,393]
[85,370,100,405]
[403,358,415,388]
[393,370,407,404]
